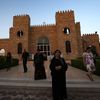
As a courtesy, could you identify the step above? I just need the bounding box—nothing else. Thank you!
[0,78,100,87]
[0,78,100,100]
[0,85,99,100]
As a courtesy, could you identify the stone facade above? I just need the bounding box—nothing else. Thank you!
[0,10,100,59]
[82,33,100,56]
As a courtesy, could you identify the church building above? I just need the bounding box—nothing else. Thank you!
[0,10,100,59]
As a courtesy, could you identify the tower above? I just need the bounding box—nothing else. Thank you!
[56,10,83,59]
[9,14,30,57]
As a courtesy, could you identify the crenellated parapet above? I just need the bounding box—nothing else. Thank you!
[13,14,30,27]
[31,24,55,28]
[13,14,30,21]
[82,33,99,39]
[56,9,75,24]
[56,9,74,18]
[14,14,30,17]
[56,9,74,14]
[30,24,56,33]
[82,32,100,44]
[82,32,99,37]
[82,32,100,56]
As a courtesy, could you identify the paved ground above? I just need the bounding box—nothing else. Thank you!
[0,60,100,100]
[0,60,100,81]
[0,85,99,100]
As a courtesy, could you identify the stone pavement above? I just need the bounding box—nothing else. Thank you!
[0,60,100,100]
[0,84,99,100]
[0,60,100,81]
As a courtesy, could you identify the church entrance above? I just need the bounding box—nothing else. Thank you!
[36,37,51,56]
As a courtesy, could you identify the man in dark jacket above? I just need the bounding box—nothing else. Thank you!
[22,49,29,73]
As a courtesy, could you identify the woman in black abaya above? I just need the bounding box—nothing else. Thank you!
[49,50,68,100]
[34,49,46,80]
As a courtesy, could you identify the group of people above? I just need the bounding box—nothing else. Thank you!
[21,47,96,100]
[5,46,96,100]
[14,46,96,100]
[21,49,68,100]
[21,49,47,79]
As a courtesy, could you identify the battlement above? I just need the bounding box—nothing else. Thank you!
[13,14,30,27]
[14,14,30,17]
[31,24,55,28]
[56,9,74,14]
[82,32,99,42]
[13,14,30,21]
[56,9,75,23]
[83,32,98,36]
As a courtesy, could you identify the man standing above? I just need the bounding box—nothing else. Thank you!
[22,49,29,73]
[6,52,12,71]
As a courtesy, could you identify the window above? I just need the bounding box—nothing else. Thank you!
[17,30,23,37]
[63,27,70,34]
[65,41,71,53]
[37,37,51,56]
[17,43,22,54]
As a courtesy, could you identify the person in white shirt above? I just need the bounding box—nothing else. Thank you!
[83,47,96,81]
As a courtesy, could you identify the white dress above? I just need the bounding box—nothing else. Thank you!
[83,52,96,72]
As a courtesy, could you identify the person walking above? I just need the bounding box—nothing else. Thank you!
[83,47,96,81]
[49,50,68,100]
[6,52,12,71]
[33,49,46,80]
[22,49,29,73]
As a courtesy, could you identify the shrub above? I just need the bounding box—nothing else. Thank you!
[71,58,86,71]
[71,58,100,76]
[94,59,100,76]
[0,56,19,69]
[0,56,6,69]
[11,58,19,66]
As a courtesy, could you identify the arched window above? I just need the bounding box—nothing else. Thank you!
[63,27,70,34]
[65,41,71,53]
[17,30,23,37]
[17,43,22,54]
[37,37,50,55]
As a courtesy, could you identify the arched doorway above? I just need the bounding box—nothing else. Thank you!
[65,41,71,54]
[17,43,22,54]
[36,37,50,56]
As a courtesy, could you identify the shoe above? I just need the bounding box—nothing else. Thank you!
[86,74,94,81]
[90,76,94,81]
